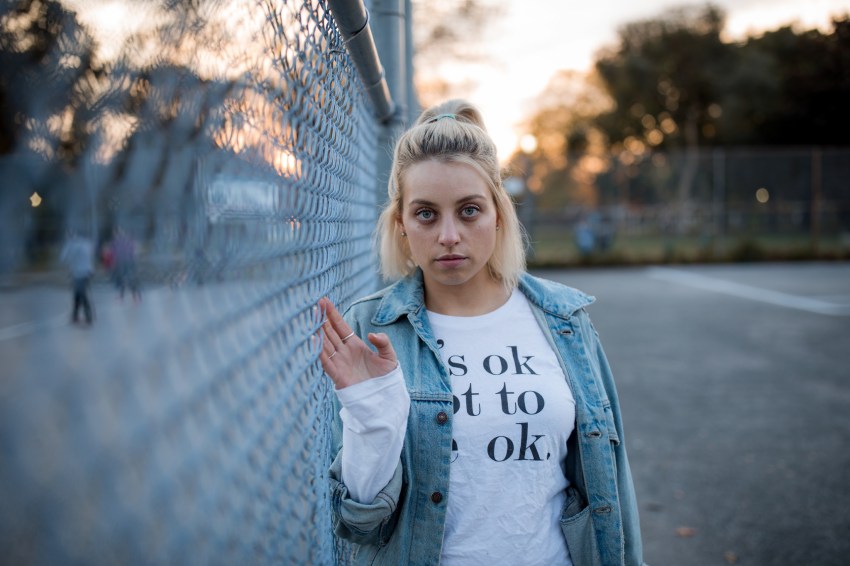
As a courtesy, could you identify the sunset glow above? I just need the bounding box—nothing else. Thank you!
[464,0,850,161]
[62,0,159,62]
[60,0,850,164]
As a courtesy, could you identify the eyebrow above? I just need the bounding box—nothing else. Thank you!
[408,194,488,206]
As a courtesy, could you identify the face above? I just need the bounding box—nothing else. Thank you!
[398,160,500,295]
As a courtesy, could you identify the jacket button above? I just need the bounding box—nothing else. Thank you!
[436,411,448,425]
[431,491,443,504]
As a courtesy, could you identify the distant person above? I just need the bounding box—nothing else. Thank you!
[574,219,596,256]
[59,231,94,325]
[110,228,141,302]
[189,245,210,285]
[588,210,615,252]
[100,238,115,271]
[318,100,646,565]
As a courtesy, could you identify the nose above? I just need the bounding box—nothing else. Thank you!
[438,217,460,246]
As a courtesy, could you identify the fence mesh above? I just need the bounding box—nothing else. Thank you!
[0,0,380,563]
[526,147,850,264]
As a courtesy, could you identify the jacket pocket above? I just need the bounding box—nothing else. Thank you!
[560,488,603,566]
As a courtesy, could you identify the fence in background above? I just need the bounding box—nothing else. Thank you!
[0,0,411,563]
[525,146,850,264]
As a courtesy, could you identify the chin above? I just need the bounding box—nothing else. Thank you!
[427,268,482,288]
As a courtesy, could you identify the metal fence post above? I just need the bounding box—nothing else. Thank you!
[811,147,822,252]
[371,0,409,206]
[713,147,726,248]
[404,0,419,123]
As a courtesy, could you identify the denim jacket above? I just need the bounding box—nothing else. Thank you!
[329,270,646,566]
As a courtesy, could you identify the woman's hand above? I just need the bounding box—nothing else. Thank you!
[318,297,398,389]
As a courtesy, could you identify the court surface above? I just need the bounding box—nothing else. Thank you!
[533,262,850,566]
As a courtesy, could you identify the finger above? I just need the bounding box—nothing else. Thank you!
[322,318,342,350]
[322,297,355,342]
[318,298,340,344]
[319,337,339,376]
[319,353,342,388]
[321,333,336,356]
[367,332,397,361]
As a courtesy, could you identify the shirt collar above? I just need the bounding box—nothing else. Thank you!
[371,269,595,325]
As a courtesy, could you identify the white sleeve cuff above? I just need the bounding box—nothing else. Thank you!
[337,365,410,503]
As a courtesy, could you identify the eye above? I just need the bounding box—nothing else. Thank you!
[460,205,480,219]
[415,208,435,222]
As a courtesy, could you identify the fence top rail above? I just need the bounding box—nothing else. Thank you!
[327,0,395,122]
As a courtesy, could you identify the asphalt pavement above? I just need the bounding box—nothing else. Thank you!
[2,262,849,565]
[534,262,850,566]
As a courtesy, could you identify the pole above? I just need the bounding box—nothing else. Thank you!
[326,0,395,122]
[713,147,725,255]
[370,0,408,206]
[811,147,822,253]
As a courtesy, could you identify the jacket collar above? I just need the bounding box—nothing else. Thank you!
[518,272,595,318]
[371,269,427,325]
[371,269,595,325]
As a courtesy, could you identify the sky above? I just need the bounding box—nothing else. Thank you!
[61,0,850,161]
[460,0,850,160]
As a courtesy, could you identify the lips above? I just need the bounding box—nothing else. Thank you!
[435,254,467,268]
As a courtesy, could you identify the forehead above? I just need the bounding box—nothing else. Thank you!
[401,160,490,203]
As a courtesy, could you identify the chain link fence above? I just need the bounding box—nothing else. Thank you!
[526,147,850,264]
[0,0,390,563]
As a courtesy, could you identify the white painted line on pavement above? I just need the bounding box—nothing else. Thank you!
[647,267,850,316]
[0,314,68,342]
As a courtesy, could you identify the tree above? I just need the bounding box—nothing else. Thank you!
[737,19,850,145]
[506,70,612,210]
[411,0,504,106]
[594,4,733,210]
[0,0,102,266]
[513,2,850,231]
[0,0,99,162]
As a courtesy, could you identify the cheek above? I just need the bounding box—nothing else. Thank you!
[474,218,497,237]
[403,229,428,254]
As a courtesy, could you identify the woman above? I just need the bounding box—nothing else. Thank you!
[319,100,646,566]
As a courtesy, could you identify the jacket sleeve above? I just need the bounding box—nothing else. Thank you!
[329,441,405,545]
[587,316,648,566]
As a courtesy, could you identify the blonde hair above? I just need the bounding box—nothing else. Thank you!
[376,99,526,291]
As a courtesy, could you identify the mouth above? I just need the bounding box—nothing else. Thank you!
[435,254,467,267]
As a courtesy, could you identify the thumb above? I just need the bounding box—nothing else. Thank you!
[368,332,396,359]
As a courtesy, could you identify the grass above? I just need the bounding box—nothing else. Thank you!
[527,230,850,268]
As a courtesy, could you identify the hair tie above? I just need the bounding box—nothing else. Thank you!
[427,113,457,124]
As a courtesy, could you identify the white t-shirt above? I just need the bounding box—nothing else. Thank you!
[427,289,575,566]
[337,290,575,565]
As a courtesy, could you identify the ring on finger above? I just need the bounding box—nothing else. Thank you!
[341,331,355,343]
[328,350,337,359]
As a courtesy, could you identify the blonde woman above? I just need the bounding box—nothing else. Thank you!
[319,100,646,566]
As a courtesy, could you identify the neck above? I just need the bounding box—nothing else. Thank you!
[424,275,511,316]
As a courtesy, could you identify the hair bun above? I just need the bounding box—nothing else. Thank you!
[425,113,458,124]
[417,99,487,131]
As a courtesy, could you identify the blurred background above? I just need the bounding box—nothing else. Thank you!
[1,0,848,564]
[418,1,850,266]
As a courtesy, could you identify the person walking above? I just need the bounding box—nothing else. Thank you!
[110,228,141,302]
[60,231,95,325]
[319,100,647,565]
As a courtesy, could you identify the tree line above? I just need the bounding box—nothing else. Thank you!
[508,4,850,208]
